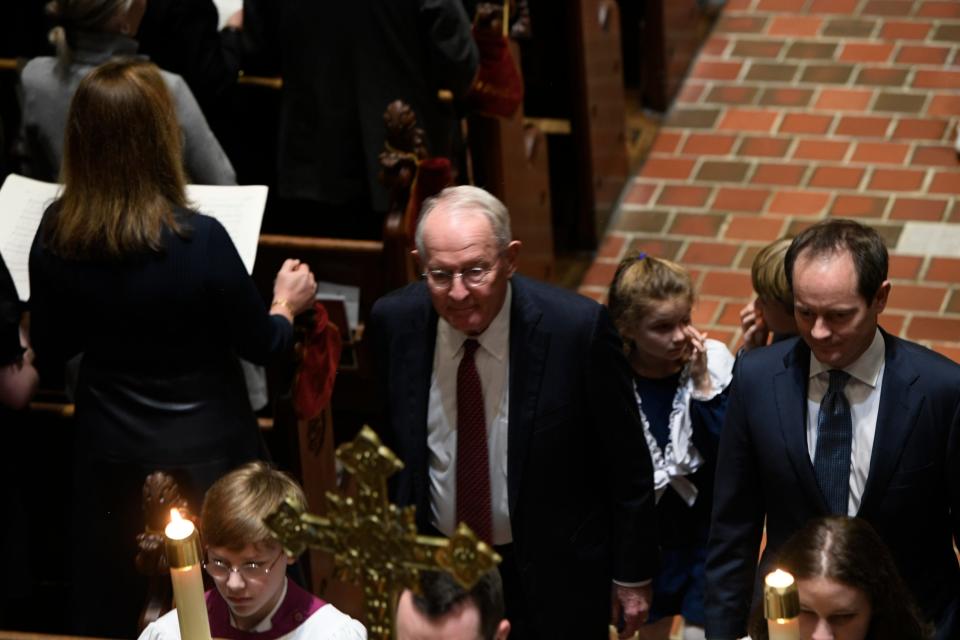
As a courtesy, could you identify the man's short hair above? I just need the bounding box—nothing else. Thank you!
[414,186,512,258]
[201,461,307,550]
[410,570,505,640]
[784,219,888,302]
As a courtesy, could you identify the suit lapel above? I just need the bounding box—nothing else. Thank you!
[858,333,921,518]
[773,341,829,512]
[506,277,547,516]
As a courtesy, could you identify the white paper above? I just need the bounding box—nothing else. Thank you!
[212,0,243,30]
[0,174,267,301]
[0,175,60,302]
[185,183,268,274]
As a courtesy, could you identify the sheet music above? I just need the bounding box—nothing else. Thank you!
[0,175,60,302]
[0,174,267,301]
[185,183,268,274]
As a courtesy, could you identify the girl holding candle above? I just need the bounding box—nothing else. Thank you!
[140,462,366,640]
[748,517,932,640]
[607,254,735,640]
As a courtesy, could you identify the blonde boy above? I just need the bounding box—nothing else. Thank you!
[139,462,365,640]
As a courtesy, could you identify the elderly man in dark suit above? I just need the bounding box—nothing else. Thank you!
[369,186,657,639]
[705,219,960,640]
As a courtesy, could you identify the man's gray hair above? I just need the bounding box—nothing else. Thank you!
[414,186,512,259]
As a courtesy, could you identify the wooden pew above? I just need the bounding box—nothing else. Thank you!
[518,0,630,250]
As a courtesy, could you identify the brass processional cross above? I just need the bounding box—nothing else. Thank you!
[265,426,502,639]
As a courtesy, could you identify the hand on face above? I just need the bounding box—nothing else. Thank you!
[683,324,712,393]
[739,299,770,352]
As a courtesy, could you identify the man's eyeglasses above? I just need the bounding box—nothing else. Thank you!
[204,551,284,582]
[422,260,498,290]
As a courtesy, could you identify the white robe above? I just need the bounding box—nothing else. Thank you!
[138,580,366,640]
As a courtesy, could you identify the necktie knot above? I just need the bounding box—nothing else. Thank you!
[463,338,480,359]
[828,369,850,393]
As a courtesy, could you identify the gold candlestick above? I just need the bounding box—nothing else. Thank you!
[764,569,800,640]
[165,509,213,640]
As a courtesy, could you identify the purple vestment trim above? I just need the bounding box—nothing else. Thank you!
[205,579,327,640]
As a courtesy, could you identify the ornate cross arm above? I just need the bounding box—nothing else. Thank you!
[265,426,501,640]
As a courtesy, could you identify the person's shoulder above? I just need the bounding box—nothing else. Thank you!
[371,281,430,318]
[21,56,57,81]
[303,603,367,639]
[20,57,62,99]
[511,275,600,318]
[737,334,800,377]
[136,608,180,640]
[158,67,188,92]
[887,333,960,378]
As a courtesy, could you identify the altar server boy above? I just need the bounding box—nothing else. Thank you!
[139,462,366,640]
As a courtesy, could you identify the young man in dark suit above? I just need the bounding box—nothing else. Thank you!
[705,219,960,640]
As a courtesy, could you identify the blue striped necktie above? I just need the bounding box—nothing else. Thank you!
[814,369,852,515]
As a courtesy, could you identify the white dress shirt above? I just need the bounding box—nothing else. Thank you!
[806,328,885,516]
[427,285,512,545]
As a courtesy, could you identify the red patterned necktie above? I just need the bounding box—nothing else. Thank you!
[456,338,493,543]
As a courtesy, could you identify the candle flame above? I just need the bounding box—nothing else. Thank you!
[165,507,195,540]
[765,569,795,589]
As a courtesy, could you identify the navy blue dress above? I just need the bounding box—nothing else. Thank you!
[635,372,727,626]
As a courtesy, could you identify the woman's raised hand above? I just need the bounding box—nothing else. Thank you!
[271,259,317,322]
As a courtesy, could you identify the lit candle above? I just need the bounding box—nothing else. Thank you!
[764,569,800,640]
[165,508,212,640]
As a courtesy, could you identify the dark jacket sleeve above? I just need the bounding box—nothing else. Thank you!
[137,0,241,111]
[420,0,479,99]
[236,0,283,76]
[0,254,24,366]
[589,305,658,583]
[704,357,766,640]
[202,218,292,364]
[28,224,83,382]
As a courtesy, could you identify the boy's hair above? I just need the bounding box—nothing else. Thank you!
[607,254,694,349]
[751,238,793,313]
[201,461,307,549]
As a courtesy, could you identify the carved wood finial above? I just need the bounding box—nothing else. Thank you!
[136,471,189,631]
[379,100,427,222]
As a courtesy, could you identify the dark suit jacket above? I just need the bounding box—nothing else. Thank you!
[136,0,241,117]
[239,0,478,212]
[705,331,960,639]
[369,276,657,639]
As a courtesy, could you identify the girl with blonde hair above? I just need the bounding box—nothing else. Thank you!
[608,254,735,640]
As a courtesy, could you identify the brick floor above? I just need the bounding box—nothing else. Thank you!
[581,0,960,361]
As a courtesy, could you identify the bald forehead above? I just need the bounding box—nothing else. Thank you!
[421,206,497,257]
